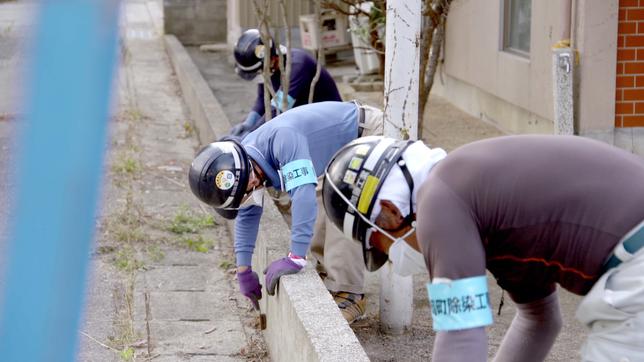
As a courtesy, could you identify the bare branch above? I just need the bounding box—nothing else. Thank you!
[321,0,370,17]
[252,0,277,120]
[418,0,452,139]
[277,0,292,112]
[309,0,324,103]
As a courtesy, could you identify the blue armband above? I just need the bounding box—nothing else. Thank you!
[271,90,295,111]
[279,159,317,192]
[427,275,493,331]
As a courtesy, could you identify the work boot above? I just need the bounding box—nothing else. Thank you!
[333,292,366,324]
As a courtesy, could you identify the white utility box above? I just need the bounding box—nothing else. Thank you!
[349,2,380,75]
[299,10,349,50]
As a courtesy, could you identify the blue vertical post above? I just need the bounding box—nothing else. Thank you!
[0,1,121,361]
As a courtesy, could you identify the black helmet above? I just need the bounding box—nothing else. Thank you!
[322,136,414,271]
[188,139,251,219]
[234,29,277,81]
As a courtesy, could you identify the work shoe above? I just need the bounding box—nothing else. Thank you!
[333,292,366,324]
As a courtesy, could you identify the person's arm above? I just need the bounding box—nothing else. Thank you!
[233,205,263,267]
[417,177,492,361]
[287,183,317,256]
[262,129,317,295]
[233,205,263,309]
[492,291,562,362]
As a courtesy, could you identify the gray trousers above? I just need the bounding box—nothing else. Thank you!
[309,104,384,294]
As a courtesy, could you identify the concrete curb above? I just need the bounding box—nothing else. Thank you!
[164,34,369,362]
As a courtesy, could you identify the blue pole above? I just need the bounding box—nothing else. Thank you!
[0,1,120,361]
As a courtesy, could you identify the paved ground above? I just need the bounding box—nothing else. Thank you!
[188,47,587,361]
[73,1,267,360]
[0,0,34,290]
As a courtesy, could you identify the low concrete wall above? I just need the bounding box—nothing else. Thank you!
[164,34,369,362]
[164,0,227,45]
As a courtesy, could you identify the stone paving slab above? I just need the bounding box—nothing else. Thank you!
[150,320,246,355]
[134,289,234,321]
[138,265,212,291]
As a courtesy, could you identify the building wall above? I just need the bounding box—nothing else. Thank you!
[433,0,564,134]
[574,0,618,141]
[164,0,227,45]
[615,0,644,127]
[434,0,622,141]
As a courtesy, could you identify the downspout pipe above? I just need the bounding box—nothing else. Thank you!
[552,0,575,135]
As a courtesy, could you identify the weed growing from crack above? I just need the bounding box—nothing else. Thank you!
[96,245,117,255]
[179,235,214,253]
[183,120,194,137]
[167,206,215,234]
[218,259,235,271]
[108,278,141,362]
[107,191,147,244]
[114,225,146,243]
[146,244,165,262]
[123,108,143,123]
[112,154,140,176]
[114,246,143,272]
[119,347,135,361]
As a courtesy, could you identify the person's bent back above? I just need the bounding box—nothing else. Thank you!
[230,29,341,138]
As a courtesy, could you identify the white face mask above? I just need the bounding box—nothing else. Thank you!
[388,237,427,277]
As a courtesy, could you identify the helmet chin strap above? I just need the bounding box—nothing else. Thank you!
[378,220,416,244]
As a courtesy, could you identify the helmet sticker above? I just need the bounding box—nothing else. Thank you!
[254,44,265,59]
[355,145,370,156]
[348,157,363,171]
[343,170,357,185]
[357,175,380,213]
[215,170,236,190]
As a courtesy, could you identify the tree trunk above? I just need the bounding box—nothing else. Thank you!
[418,0,450,140]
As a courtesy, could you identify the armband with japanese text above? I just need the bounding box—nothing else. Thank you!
[427,275,493,331]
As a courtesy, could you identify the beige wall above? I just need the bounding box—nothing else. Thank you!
[574,0,618,136]
[435,0,618,137]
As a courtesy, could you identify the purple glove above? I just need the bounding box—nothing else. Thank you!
[237,268,262,310]
[263,257,304,296]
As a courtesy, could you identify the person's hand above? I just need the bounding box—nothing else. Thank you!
[263,255,305,295]
[237,268,262,310]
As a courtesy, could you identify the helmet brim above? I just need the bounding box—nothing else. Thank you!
[235,66,260,81]
[365,247,389,272]
[214,207,239,220]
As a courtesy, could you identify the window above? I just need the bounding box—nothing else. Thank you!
[503,0,531,57]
